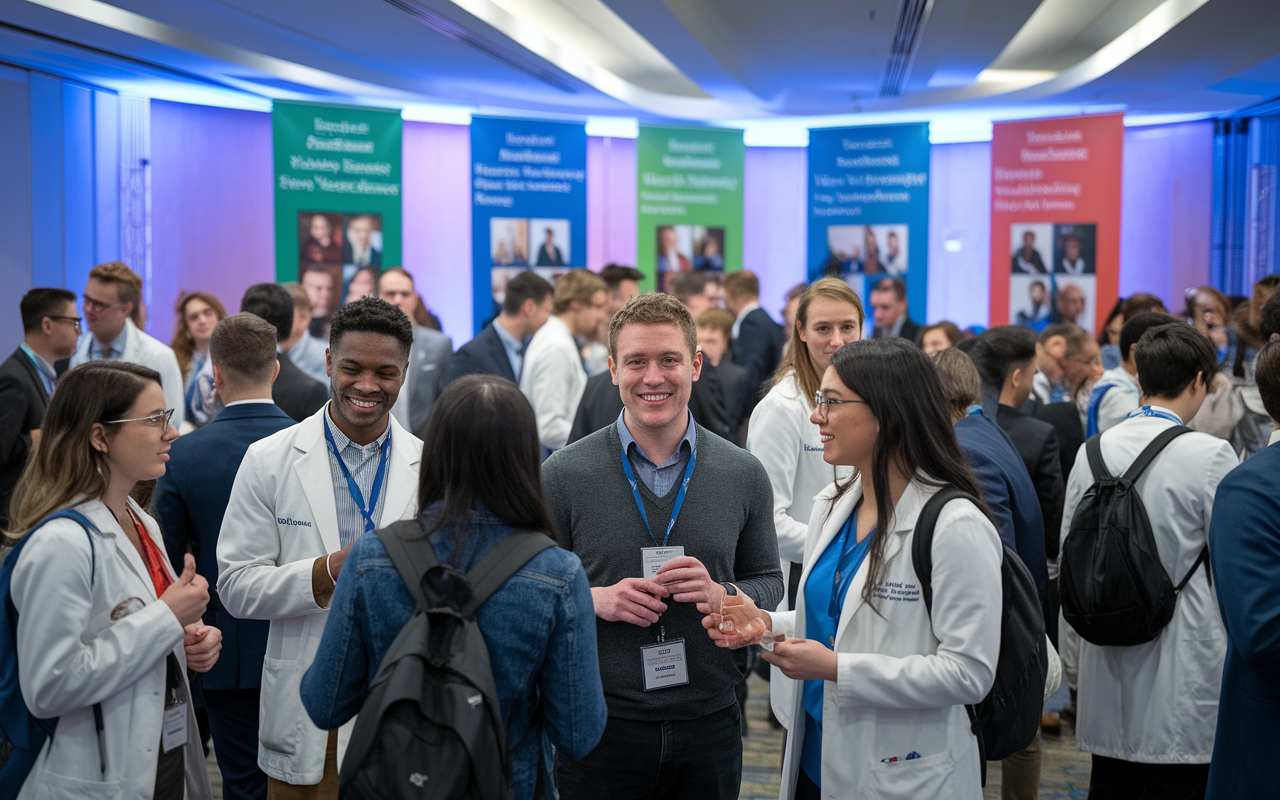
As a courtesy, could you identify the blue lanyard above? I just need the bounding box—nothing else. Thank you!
[965,405,983,417]
[620,444,697,547]
[1126,405,1182,425]
[324,422,392,535]
[829,500,874,620]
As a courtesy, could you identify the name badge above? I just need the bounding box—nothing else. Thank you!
[641,639,689,691]
[162,703,187,753]
[641,546,684,580]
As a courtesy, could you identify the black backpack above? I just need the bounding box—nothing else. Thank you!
[1060,426,1210,647]
[338,520,555,800]
[911,488,1048,780]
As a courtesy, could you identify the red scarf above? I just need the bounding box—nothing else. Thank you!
[130,510,174,598]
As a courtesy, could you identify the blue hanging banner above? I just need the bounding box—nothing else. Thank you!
[470,117,588,334]
[806,123,931,321]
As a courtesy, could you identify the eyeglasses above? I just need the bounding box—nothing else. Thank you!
[48,315,82,333]
[82,295,120,313]
[814,392,868,417]
[103,409,175,430]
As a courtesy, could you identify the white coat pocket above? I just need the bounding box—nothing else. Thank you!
[864,749,956,800]
[259,657,303,755]
[32,773,124,800]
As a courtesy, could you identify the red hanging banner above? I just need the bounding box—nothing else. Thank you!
[989,114,1123,335]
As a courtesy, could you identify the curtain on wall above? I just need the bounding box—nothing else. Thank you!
[1211,101,1280,298]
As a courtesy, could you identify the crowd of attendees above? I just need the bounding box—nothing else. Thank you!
[1,260,1278,800]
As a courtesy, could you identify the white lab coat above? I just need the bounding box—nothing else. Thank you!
[1092,366,1140,433]
[519,315,586,451]
[13,498,212,800]
[216,406,422,785]
[71,318,187,429]
[746,373,852,728]
[770,477,1002,800]
[1061,412,1238,763]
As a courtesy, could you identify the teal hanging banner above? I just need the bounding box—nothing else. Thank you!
[807,123,930,320]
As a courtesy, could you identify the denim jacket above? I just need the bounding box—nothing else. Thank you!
[300,505,607,799]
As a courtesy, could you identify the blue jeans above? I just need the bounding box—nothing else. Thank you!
[556,703,742,800]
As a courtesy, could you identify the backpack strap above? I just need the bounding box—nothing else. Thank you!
[377,519,441,611]
[1085,434,1109,481]
[1176,546,1212,591]
[463,532,557,615]
[910,487,974,616]
[1120,426,1192,483]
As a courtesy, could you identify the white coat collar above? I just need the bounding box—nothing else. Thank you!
[292,403,421,553]
[75,496,173,601]
[801,475,940,644]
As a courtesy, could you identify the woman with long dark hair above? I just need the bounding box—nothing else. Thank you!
[169,290,227,429]
[708,338,1003,799]
[8,361,221,800]
[300,375,607,799]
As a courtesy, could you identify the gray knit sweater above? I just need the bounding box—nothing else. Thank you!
[542,422,784,721]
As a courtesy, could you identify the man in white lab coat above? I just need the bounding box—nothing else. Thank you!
[1061,322,1238,798]
[217,297,423,799]
[520,268,608,453]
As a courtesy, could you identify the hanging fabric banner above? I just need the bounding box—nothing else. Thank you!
[990,114,1123,334]
[470,116,587,334]
[636,126,744,293]
[807,123,931,320]
[273,101,402,336]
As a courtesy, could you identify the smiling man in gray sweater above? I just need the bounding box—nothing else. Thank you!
[544,292,783,800]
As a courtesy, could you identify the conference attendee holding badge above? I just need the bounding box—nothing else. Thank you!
[542,292,783,800]
[217,298,422,800]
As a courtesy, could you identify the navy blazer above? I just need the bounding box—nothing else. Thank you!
[955,411,1047,605]
[1206,440,1280,799]
[731,307,784,414]
[152,401,297,691]
[446,322,517,386]
[0,348,50,526]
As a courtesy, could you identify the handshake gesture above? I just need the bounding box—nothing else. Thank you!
[702,591,773,650]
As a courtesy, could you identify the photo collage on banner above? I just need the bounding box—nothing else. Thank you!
[990,114,1123,334]
[272,101,402,337]
[806,123,931,323]
[636,126,744,292]
[471,117,587,333]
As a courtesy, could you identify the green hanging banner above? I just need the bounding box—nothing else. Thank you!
[272,100,402,325]
[636,126,744,293]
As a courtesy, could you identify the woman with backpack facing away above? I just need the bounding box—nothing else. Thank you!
[300,375,607,799]
[7,361,222,800]
[708,338,1003,799]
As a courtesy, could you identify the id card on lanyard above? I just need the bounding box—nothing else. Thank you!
[324,422,392,536]
[621,441,697,691]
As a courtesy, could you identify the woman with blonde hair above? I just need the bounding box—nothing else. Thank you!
[747,277,862,726]
[170,291,227,429]
[6,361,221,799]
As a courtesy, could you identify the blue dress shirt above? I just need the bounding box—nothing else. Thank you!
[615,409,697,497]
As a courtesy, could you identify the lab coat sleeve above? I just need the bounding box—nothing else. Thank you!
[747,395,809,564]
[1199,439,1239,535]
[527,345,580,451]
[12,520,185,718]
[835,503,1002,709]
[770,609,797,639]
[216,444,324,620]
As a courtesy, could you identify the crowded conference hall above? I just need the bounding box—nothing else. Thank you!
[3,1,1280,799]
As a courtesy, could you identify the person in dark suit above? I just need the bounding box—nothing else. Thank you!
[723,270,783,416]
[934,348,1047,602]
[868,276,921,341]
[377,268,453,436]
[1025,396,1086,484]
[696,307,749,443]
[534,228,565,267]
[153,313,296,800]
[1206,339,1280,799]
[0,288,80,526]
[240,283,329,422]
[446,270,554,386]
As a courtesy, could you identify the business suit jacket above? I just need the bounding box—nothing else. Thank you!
[1206,438,1280,799]
[954,412,1047,604]
[273,350,329,423]
[732,307,784,415]
[996,403,1065,561]
[0,348,49,526]
[445,321,517,386]
[712,358,751,444]
[1026,397,1086,481]
[152,402,297,691]
[403,325,452,436]
[568,370,622,445]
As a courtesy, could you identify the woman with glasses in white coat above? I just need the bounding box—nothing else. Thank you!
[709,338,1003,799]
[747,279,861,726]
[8,361,222,800]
